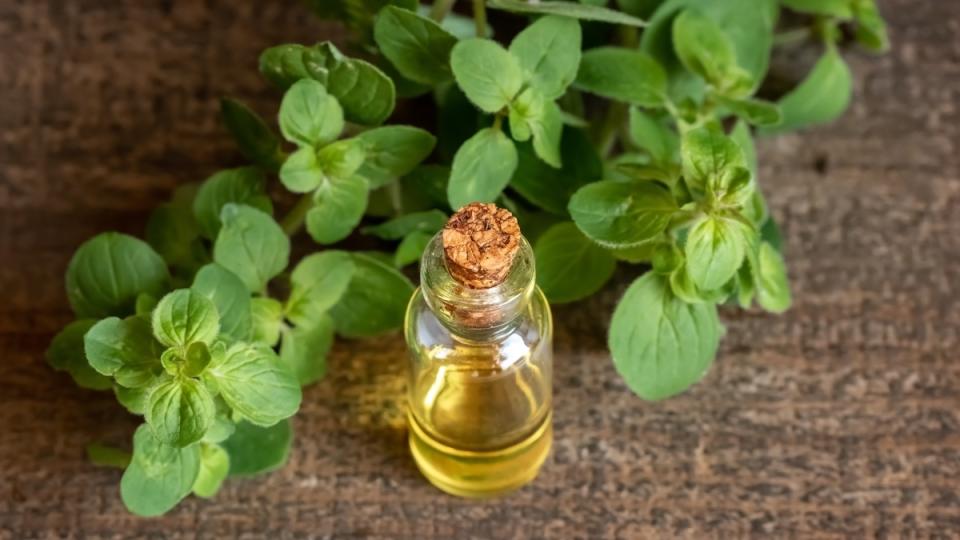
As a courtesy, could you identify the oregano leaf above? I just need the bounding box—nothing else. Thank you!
[66,233,170,319]
[145,375,215,447]
[278,79,344,147]
[450,39,524,113]
[151,289,220,349]
[193,167,273,239]
[448,128,518,209]
[213,204,290,292]
[120,424,200,517]
[608,273,720,400]
[508,15,582,100]
[374,6,458,86]
[568,180,678,248]
[534,222,616,303]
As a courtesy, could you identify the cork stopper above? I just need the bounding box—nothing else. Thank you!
[441,203,521,289]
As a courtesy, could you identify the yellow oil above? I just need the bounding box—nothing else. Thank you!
[407,345,552,498]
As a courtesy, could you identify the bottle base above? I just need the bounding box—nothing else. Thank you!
[408,411,552,499]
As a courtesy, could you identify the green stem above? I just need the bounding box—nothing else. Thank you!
[617,25,639,48]
[773,27,811,46]
[280,193,315,236]
[596,102,627,158]
[86,444,131,469]
[472,0,487,37]
[429,0,457,21]
[388,179,404,216]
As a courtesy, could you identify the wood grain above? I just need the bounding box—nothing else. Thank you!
[1,0,958,538]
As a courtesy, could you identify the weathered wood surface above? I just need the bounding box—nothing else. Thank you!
[1,1,958,538]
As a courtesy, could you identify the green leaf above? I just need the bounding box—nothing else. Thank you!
[203,410,236,444]
[354,126,437,188]
[305,42,397,125]
[84,316,163,388]
[206,342,302,426]
[250,297,284,347]
[608,273,720,400]
[643,0,776,98]
[183,342,212,376]
[729,120,757,176]
[628,107,678,165]
[374,6,458,86]
[259,44,311,88]
[285,251,355,328]
[488,0,647,26]
[568,180,678,248]
[46,320,113,390]
[754,241,791,313]
[853,0,889,53]
[652,241,683,274]
[450,39,524,113]
[86,443,132,468]
[120,424,200,517]
[611,241,659,264]
[280,315,335,386]
[279,147,324,193]
[193,167,273,239]
[151,289,220,349]
[192,443,230,498]
[115,384,150,414]
[680,125,747,194]
[145,184,206,272]
[672,8,752,96]
[220,98,284,172]
[191,264,252,342]
[214,204,291,292]
[306,175,370,244]
[394,230,433,267]
[684,215,747,291]
[761,49,851,135]
[318,138,367,180]
[508,15,582,99]
[329,253,414,338]
[760,217,783,253]
[535,222,617,303]
[145,375,215,447]
[403,164,450,210]
[448,128,518,209]
[575,47,667,107]
[362,210,447,240]
[66,233,170,319]
[718,96,782,127]
[221,420,292,477]
[780,0,852,18]
[278,79,344,147]
[510,128,601,215]
[530,98,563,168]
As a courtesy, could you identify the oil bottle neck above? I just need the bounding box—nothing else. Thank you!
[420,232,536,339]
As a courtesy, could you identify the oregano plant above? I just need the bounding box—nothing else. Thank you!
[47,0,888,516]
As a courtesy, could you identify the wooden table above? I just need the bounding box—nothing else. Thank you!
[2,1,958,537]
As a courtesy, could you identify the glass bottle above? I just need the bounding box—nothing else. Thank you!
[404,204,553,498]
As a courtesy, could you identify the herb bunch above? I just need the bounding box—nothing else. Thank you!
[46,0,888,516]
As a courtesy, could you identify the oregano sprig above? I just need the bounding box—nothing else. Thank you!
[47,0,888,516]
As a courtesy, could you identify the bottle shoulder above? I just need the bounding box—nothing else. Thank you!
[405,287,552,371]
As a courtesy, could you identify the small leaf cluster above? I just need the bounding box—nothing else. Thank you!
[49,0,888,516]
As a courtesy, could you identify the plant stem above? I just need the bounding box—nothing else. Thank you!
[280,193,315,237]
[773,27,811,46]
[429,0,457,22]
[596,102,627,158]
[388,179,404,216]
[617,25,639,48]
[472,0,487,37]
